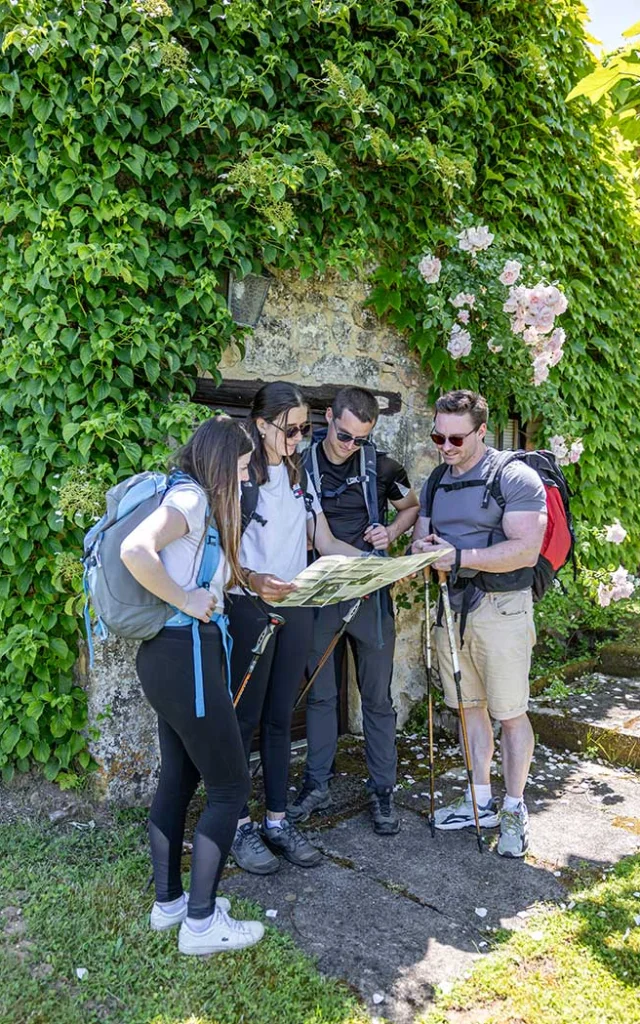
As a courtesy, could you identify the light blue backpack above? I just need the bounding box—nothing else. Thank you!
[82,470,229,717]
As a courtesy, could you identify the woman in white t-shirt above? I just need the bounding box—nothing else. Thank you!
[228,383,361,875]
[120,416,264,957]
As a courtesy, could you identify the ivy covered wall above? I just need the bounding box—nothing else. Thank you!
[0,0,639,785]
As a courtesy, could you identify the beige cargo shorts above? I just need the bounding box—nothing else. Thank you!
[434,589,536,721]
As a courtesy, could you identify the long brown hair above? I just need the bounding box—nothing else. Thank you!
[172,416,253,588]
[246,381,307,487]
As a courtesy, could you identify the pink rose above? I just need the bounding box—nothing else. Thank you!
[549,435,568,461]
[458,309,470,324]
[568,440,583,463]
[531,308,556,334]
[597,583,613,608]
[604,522,627,545]
[611,565,631,587]
[522,327,538,346]
[447,325,472,359]
[418,255,442,284]
[498,260,522,286]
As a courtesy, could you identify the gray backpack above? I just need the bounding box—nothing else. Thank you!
[82,470,221,657]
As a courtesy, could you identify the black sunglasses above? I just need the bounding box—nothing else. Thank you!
[269,420,312,440]
[333,424,370,447]
[430,427,478,448]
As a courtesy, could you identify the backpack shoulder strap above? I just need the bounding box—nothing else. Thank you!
[306,441,322,498]
[240,465,265,533]
[424,462,449,520]
[362,442,380,528]
[482,449,518,510]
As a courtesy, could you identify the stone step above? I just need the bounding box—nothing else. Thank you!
[529,671,640,768]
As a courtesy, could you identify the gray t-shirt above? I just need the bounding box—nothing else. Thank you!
[418,448,546,609]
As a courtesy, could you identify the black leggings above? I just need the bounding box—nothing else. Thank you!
[137,624,250,920]
[227,596,314,817]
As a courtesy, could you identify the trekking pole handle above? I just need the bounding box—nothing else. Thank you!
[342,599,362,625]
[252,614,285,656]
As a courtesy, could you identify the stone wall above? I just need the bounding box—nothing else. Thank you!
[84,271,438,804]
[218,271,438,732]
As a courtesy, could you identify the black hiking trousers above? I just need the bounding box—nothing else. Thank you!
[136,623,250,919]
[227,595,314,816]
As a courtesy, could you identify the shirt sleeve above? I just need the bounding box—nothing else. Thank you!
[500,462,547,514]
[305,476,323,519]
[379,455,412,502]
[162,484,207,536]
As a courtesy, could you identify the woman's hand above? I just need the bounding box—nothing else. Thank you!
[182,587,217,622]
[249,572,297,603]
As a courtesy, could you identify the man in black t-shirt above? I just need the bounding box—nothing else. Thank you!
[287,387,419,835]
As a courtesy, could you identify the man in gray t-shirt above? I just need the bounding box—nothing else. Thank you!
[412,390,547,858]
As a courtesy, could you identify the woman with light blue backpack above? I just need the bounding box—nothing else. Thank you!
[120,416,265,956]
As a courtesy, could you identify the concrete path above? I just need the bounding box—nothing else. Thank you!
[222,736,640,1023]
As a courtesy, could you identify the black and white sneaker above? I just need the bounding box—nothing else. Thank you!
[434,795,499,831]
[286,783,332,823]
[260,820,322,867]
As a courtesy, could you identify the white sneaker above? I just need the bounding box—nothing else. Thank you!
[150,893,230,931]
[497,803,529,858]
[178,905,264,955]
[434,795,499,831]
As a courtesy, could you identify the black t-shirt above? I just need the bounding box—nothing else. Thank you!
[313,443,411,550]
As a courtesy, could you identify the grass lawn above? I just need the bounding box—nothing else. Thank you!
[2,811,639,1024]
[419,855,640,1024]
[0,812,370,1024]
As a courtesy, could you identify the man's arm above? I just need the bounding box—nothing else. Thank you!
[411,513,431,547]
[413,509,547,573]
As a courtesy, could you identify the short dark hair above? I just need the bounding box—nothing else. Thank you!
[332,386,379,425]
[435,390,488,430]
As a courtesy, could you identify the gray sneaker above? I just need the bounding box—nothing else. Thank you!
[287,783,332,823]
[231,822,280,875]
[260,819,322,867]
[497,803,529,858]
[369,787,400,836]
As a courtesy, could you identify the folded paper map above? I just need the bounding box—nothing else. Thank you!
[275,549,452,608]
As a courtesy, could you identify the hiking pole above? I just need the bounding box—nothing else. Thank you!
[423,568,436,839]
[233,612,285,709]
[437,570,483,854]
[250,598,363,779]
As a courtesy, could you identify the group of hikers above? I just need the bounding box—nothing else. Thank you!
[120,383,548,956]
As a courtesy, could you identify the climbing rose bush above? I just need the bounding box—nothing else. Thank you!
[415,222,568,388]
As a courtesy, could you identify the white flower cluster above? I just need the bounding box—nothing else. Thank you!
[503,282,568,386]
[457,224,494,254]
[603,520,628,545]
[597,566,636,607]
[418,255,441,284]
[548,434,583,466]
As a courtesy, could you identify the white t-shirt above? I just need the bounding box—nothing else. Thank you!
[237,463,322,585]
[160,483,229,612]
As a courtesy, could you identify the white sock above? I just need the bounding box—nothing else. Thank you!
[157,894,185,914]
[186,913,214,933]
[264,816,284,829]
[503,794,524,812]
[466,785,492,806]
